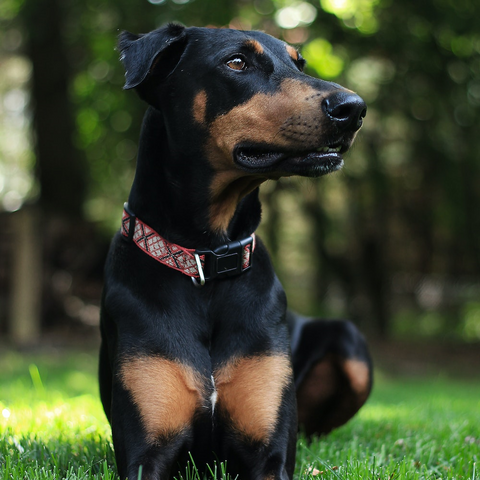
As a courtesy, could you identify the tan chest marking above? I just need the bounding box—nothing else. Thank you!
[120,356,205,443]
[214,354,292,443]
[245,39,264,55]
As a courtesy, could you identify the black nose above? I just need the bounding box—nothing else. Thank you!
[322,91,367,132]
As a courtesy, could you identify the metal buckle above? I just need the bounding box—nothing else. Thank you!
[191,236,253,286]
[191,253,206,288]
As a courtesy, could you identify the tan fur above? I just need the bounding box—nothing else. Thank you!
[120,356,205,443]
[214,354,292,442]
[209,173,266,232]
[245,39,264,54]
[208,78,325,159]
[205,78,328,232]
[296,356,338,427]
[193,90,207,124]
[342,359,371,401]
[296,355,371,435]
[285,45,299,61]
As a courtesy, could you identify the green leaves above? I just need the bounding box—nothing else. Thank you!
[302,38,344,79]
[319,0,381,34]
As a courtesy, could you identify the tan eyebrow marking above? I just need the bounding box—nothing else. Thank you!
[286,44,299,61]
[245,39,264,55]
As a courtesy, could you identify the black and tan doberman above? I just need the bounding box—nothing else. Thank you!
[99,23,372,480]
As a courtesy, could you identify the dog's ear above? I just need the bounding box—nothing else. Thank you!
[118,23,187,90]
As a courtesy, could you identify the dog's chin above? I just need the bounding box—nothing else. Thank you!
[234,147,346,178]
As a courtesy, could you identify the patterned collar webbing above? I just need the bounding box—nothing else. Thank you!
[121,206,255,281]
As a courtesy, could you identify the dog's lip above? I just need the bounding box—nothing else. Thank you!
[234,142,349,176]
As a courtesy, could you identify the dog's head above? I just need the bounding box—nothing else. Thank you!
[119,24,366,232]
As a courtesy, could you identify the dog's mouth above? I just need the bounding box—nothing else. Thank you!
[234,141,350,178]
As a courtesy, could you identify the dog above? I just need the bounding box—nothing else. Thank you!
[99,23,372,480]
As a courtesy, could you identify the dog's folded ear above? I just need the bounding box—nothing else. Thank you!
[118,23,187,90]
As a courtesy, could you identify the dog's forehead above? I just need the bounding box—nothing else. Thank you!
[186,27,294,60]
[244,30,297,58]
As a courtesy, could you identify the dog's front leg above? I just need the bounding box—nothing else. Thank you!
[111,355,206,480]
[213,353,298,480]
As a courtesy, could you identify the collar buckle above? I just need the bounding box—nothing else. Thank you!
[121,203,254,287]
[195,236,254,283]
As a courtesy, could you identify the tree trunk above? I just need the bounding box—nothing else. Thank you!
[22,0,87,217]
[8,0,89,341]
[9,208,42,346]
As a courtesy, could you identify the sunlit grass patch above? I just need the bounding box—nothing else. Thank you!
[0,349,115,480]
[296,377,480,479]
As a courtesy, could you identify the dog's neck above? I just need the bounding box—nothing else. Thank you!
[128,107,262,249]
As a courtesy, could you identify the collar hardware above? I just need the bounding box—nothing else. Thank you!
[191,253,206,287]
[121,203,255,285]
[195,235,254,281]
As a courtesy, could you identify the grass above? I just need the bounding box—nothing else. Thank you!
[0,349,479,480]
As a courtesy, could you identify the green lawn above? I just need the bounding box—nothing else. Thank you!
[0,349,479,480]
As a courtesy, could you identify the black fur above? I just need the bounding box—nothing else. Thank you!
[100,24,372,480]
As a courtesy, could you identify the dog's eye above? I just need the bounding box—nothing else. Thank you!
[226,56,247,71]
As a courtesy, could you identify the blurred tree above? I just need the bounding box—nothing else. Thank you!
[21,0,87,216]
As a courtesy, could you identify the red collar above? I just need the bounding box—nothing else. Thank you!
[121,204,255,286]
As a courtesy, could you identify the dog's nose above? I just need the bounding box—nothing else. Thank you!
[322,91,367,132]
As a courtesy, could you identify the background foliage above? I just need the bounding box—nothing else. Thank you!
[1,0,480,341]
